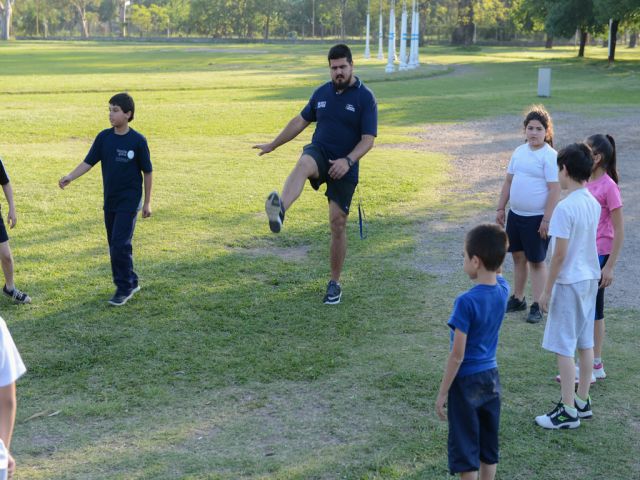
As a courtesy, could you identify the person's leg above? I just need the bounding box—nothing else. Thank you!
[529,261,546,303]
[594,319,605,359]
[511,251,528,300]
[281,154,320,210]
[109,211,139,294]
[329,200,347,283]
[557,354,576,407]
[478,463,497,480]
[460,472,478,480]
[576,347,594,401]
[0,241,14,291]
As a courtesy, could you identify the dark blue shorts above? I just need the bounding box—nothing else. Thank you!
[505,211,549,263]
[302,143,356,215]
[595,255,609,320]
[448,368,501,475]
[0,215,8,243]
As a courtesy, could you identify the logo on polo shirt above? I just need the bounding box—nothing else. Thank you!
[127,150,135,160]
[317,101,327,109]
[115,148,134,163]
[345,104,355,112]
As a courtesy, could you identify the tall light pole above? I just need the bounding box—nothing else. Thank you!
[121,0,131,38]
[399,0,408,70]
[377,1,384,60]
[312,0,315,37]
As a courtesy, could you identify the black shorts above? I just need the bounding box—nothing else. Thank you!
[505,210,549,263]
[302,143,356,215]
[595,255,609,320]
[0,215,8,243]
[448,368,501,474]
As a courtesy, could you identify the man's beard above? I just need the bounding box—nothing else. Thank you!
[332,73,352,90]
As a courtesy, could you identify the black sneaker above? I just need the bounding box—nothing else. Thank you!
[575,396,593,419]
[108,286,140,306]
[2,285,31,304]
[535,402,580,429]
[505,295,527,313]
[265,191,285,233]
[526,302,543,323]
[323,280,342,305]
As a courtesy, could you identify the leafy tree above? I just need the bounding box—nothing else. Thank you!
[452,0,474,45]
[546,0,600,57]
[130,4,151,35]
[593,0,640,61]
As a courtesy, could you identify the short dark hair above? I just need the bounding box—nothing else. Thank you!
[109,92,135,122]
[465,224,508,272]
[328,44,353,64]
[557,143,593,183]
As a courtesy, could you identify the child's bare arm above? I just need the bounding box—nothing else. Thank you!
[1,182,16,228]
[142,172,153,218]
[435,329,467,420]
[540,237,568,312]
[496,174,513,226]
[59,162,92,189]
[601,207,624,287]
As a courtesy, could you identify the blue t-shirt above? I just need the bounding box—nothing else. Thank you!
[300,77,377,184]
[84,128,152,213]
[448,276,509,378]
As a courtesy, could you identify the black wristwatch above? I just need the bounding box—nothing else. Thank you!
[345,156,354,168]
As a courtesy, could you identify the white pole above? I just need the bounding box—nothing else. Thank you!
[399,1,408,70]
[377,3,384,60]
[608,18,613,60]
[364,0,371,59]
[415,9,420,66]
[408,0,418,68]
[385,0,396,72]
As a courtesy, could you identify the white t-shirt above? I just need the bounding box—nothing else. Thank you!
[0,317,26,387]
[508,143,558,216]
[549,188,601,284]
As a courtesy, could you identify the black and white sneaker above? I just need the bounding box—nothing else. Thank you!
[575,395,593,419]
[526,302,543,323]
[3,285,31,304]
[506,295,527,313]
[265,191,285,233]
[323,280,342,305]
[535,402,580,429]
[108,286,141,306]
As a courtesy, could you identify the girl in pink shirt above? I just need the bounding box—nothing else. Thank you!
[585,134,624,380]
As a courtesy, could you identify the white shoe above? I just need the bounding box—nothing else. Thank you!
[593,362,606,379]
[555,365,596,385]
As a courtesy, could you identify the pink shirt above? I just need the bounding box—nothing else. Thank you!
[586,173,622,255]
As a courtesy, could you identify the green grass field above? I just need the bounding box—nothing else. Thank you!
[0,41,638,479]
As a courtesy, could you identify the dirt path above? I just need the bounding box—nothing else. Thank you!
[411,109,639,309]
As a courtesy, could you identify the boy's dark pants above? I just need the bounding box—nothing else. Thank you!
[104,211,139,294]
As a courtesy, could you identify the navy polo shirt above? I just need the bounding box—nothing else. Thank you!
[84,128,152,213]
[448,275,509,378]
[300,77,377,184]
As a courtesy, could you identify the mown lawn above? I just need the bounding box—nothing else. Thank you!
[0,41,638,479]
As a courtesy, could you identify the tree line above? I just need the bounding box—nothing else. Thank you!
[1,1,639,59]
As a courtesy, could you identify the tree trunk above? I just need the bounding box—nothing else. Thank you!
[74,4,90,38]
[608,19,619,63]
[264,13,270,40]
[545,33,553,49]
[340,0,347,40]
[629,31,637,48]
[578,29,588,57]
[451,0,474,45]
[1,0,12,41]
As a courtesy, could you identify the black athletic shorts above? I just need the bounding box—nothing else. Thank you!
[302,143,356,215]
[505,210,549,263]
[0,214,8,243]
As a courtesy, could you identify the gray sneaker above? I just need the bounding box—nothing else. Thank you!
[323,280,342,305]
[265,191,284,233]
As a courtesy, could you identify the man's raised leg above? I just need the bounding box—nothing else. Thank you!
[266,154,319,233]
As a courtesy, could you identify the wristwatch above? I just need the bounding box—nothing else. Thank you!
[345,156,354,168]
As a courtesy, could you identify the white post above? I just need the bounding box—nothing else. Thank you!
[608,18,613,60]
[408,0,418,68]
[415,9,420,66]
[385,0,396,72]
[399,1,408,70]
[377,3,384,60]
[364,0,371,59]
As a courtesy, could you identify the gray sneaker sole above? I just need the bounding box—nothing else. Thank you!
[265,191,282,233]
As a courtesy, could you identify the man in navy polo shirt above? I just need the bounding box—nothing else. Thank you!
[254,44,377,305]
[59,93,153,306]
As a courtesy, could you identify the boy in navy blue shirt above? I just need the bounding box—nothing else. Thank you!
[0,158,31,304]
[59,93,153,306]
[254,44,377,305]
[436,224,509,480]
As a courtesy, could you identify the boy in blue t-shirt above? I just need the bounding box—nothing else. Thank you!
[436,224,509,480]
[59,93,153,306]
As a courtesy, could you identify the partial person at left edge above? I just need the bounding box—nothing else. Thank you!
[59,92,153,306]
[0,157,31,304]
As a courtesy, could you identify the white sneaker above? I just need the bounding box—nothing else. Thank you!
[593,362,606,379]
